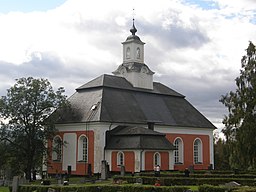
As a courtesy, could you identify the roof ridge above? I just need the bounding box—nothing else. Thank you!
[76,74,184,97]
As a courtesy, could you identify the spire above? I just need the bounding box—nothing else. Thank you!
[130,19,137,35]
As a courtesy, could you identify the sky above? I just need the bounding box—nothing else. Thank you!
[0,0,256,137]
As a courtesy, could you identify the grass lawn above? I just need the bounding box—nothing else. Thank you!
[0,187,9,192]
[188,186,199,191]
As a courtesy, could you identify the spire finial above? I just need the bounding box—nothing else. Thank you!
[130,9,137,35]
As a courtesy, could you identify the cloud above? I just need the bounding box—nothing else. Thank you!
[0,0,256,133]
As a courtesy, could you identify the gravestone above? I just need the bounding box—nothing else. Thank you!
[120,165,125,176]
[101,160,107,180]
[88,164,92,177]
[188,165,194,174]
[47,188,56,192]
[225,181,241,187]
[135,178,143,184]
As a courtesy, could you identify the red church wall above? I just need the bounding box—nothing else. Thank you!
[47,161,62,175]
[145,152,154,170]
[144,151,169,171]
[166,133,210,170]
[75,131,94,175]
[47,130,94,176]
[111,151,135,173]
[160,152,170,170]
[47,133,64,175]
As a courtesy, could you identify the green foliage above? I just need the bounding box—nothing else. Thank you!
[220,41,256,170]
[233,187,256,192]
[198,185,230,192]
[214,138,231,170]
[0,187,10,192]
[0,77,69,181]
[199,185,256,192]
[113,176,256,186]
[18,185,189,192]
[139,172,256,179]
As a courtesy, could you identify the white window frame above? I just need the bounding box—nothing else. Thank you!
[78,135,88,162]
[126,47,130,59]
[117,151,124,166]
[153,152,161,166]
[136,47,140,59]
[193,138,203,164]
[174,137,184,164]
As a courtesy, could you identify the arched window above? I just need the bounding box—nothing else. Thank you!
[126,47,130,59]
[154,152,161,166]
[136,47,140,59]
[174,138,184,164]
[78,135,88,162]
[194,138,203,164]
[52,136,62,162]
[117,151,124,166]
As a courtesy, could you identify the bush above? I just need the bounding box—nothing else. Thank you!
[113,176,256,186]
[18,185,189,192]
[198,185,256,192]
[198,185,230,192]
[232,187,256,192]
[139,172,256,179]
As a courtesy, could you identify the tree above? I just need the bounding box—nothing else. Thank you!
[214,138,230,170]
[220,41,256,170]
[0,77,69,181]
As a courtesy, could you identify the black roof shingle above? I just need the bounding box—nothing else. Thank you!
[105,125,176,150]
[55,74,215,129]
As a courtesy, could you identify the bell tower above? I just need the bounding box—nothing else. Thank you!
[113,20,154,90]
[122,19,145,64]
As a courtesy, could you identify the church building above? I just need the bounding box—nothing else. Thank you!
[47,21,215,176]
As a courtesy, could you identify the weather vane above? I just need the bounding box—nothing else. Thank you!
[132,8,135,21]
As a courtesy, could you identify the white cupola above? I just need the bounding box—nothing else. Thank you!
[122,20,145,64]
[113,20,154,90]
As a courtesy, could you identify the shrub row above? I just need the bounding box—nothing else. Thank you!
[139,173,256,179]
[198,184,256,192]
[201,170,256,175]
[198,184,230,192]
[18,184,189,192]
[113,176,256,186]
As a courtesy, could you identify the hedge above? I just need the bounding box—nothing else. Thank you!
[18,185,189,192]
[139,173,256,179]
[198,185,230,192]
[113,176,256,186]
[232,187,256,192]
[198,185,256,192]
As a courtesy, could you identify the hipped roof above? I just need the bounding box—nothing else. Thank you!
[55,74,215,129]
[105,125,176,150]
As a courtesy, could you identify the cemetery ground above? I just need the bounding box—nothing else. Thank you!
[1,170,256,192]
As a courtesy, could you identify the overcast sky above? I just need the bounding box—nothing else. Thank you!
[0,0,255,137]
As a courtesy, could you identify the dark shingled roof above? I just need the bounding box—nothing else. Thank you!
[56,74,215,129]
[105,126,175,150]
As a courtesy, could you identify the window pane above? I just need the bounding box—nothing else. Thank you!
[82,137,88,162]
[194,140,199,163]
[117,152,124,166]
[174,140,179,163]
[154,153,160,166]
